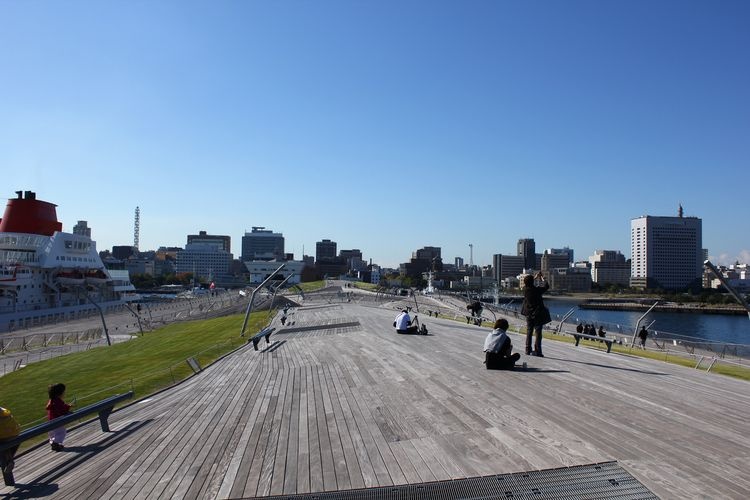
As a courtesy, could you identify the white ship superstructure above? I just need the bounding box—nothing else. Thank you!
[0,190,134,331]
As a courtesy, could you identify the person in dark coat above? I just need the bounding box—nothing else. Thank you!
[521,272,549,357]
[638,326,649,349]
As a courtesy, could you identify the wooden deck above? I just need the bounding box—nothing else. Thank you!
[3,293,750,499]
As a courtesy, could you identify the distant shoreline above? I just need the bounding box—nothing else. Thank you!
[577,299,747,316]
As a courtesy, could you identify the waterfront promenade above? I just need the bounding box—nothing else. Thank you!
[2,287,749,498]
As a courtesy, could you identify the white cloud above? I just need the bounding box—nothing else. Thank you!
[711,250,750,266]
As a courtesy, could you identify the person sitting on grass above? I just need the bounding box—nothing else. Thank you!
[483,319,521,370]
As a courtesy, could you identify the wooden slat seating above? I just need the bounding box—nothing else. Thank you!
[0,391,134,486]
[249,327,275,351]
[569,332,615,353]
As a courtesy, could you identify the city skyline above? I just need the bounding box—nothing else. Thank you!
[3,1,748,268]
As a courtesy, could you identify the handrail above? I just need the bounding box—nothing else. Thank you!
[556,307,577,333]
[240,264,285,337]
[630,301,660,347]
[704,260,750,319]
[267,273,295,320]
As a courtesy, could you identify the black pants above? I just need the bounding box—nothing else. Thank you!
[396,326,420,334]
[485,351,520,370]
[526,319,543,354]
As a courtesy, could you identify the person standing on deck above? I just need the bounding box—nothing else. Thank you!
[521,272,550,357]
[638,326,649,349]
[46,383,72,452]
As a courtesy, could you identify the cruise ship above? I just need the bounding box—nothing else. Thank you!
[0,190,134,332]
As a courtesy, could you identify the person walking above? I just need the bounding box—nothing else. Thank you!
[46,383,72,451]
[638,326,649,349]
[521,272,550,357]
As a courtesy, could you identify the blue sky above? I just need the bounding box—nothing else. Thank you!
[2,1,748,268]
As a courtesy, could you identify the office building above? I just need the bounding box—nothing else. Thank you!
[546,247,574,265]
[316,239,337,262]
[175,243,232,282]
[630,213,703,290]
[244,260,305,284]
[241,227,284,261]
[112,245,135,260]
[340,249,365,272]
[400,246,442,278]
[493,254,526,282]
[188,231,231,252]
[589,250,630,287]
[517,238,536,270]
[541,251,571,273]
[549,265,592,292]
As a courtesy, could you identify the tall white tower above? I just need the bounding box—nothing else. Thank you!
[630,211,702,290]
[134,206,140,251]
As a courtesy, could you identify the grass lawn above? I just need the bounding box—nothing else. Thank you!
[532,329,750,381]
[352,282,379,292]
[293,280,326,292]
[0,312,268,430]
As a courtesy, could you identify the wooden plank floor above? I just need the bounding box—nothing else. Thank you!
[3,293,750,499]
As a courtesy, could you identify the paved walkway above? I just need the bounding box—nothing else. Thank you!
[2,289,749,498]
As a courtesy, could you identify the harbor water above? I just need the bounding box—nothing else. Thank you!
[543,297,750,356]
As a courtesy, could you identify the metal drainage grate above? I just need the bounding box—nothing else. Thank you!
[276,320,361,337]
[255,461,658,500]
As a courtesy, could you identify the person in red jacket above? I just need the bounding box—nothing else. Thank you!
[46,383,72,451]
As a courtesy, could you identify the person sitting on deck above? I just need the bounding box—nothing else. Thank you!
[483,319,521,370]
[394,309,420,334]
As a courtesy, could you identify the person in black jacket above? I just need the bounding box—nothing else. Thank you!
[521,272,549,357]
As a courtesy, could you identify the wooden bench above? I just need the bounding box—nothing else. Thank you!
[570,332,615,353]
[0,391,134,486]
[249,327,275,351]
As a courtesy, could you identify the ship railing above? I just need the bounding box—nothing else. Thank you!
[0,328,102,355]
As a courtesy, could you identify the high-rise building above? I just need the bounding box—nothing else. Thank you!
[546,247,574,265]
[188,231,231,252]
[316,239,337,262]
[340,249,365,272]
[517,238,536,270]
[241,227,284,261]
[630,213,703,290]
[541,251,570,273]
[176,243,233,282]
[400,246,442,278]
[455,257,464,269]
[589,250,630,287]
[493,254,526,282]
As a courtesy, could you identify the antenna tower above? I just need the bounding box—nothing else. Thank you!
[134,206,140,251]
